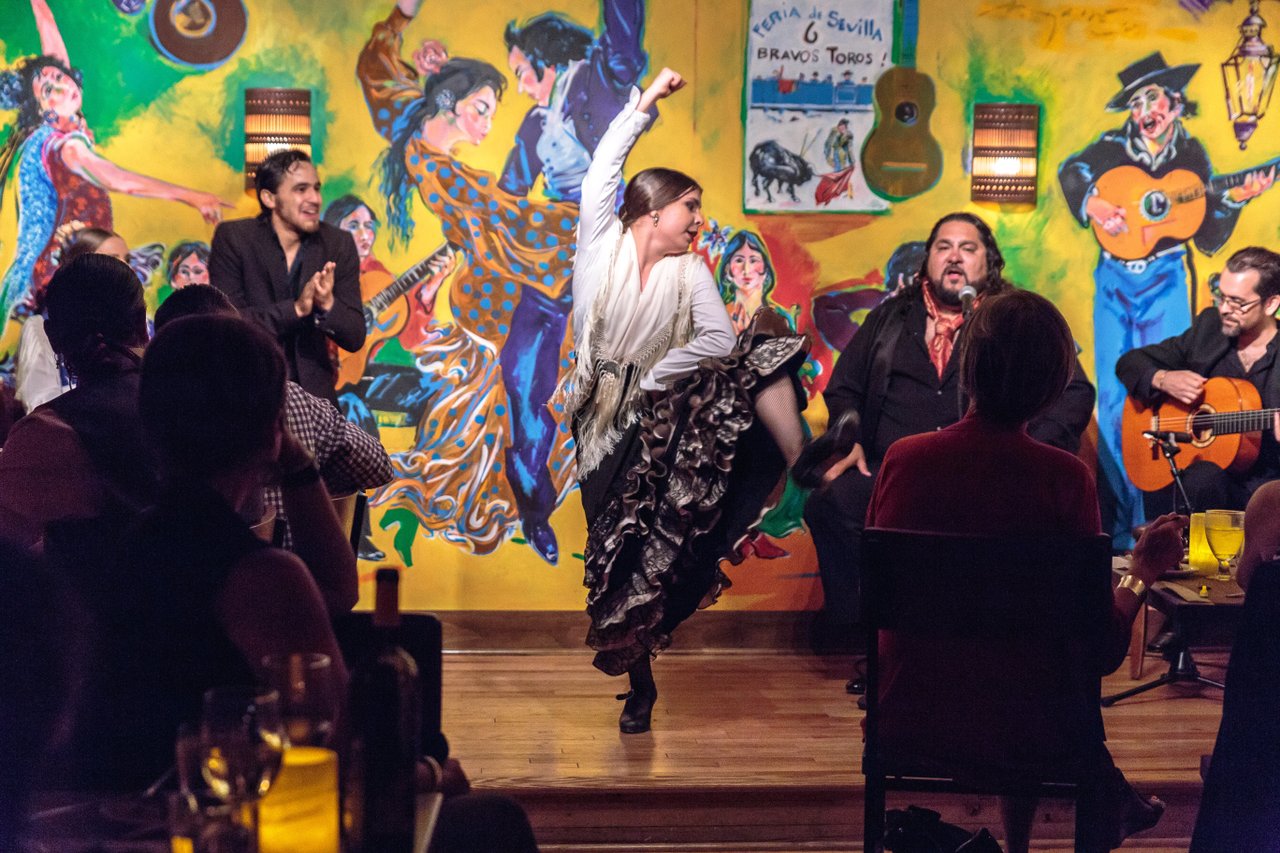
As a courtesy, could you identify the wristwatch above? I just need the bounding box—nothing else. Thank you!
[1118,573,1148,601]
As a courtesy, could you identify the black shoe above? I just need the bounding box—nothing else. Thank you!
[358,536,386,562]
[617,688,657,734]
[845,678,866,695]
[792,410,860,489]
[522,518,558,564]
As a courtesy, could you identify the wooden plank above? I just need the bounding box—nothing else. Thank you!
[440,651,1223,847]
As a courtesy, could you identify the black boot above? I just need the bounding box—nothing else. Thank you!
[357,513,385,562]
[618,657,657,734]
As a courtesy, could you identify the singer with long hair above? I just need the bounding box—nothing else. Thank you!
[569,69,809,733]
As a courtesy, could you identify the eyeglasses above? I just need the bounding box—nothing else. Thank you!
[1209,273,1263,314]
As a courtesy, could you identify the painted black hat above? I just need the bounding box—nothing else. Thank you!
[1106,52,1200,111]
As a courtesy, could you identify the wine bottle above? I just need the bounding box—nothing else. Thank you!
[344,568,421,853]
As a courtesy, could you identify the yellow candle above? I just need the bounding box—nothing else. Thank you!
[258,747,340,853]
[1188,512,1218,574]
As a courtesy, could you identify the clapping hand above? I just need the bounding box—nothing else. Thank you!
[296,262,337,316]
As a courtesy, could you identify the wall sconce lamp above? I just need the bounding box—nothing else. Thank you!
[244,88,312,192]
[1222,0,1278,149]
[970,103,1040,205]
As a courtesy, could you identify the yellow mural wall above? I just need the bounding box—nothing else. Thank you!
[2,0,1277,611]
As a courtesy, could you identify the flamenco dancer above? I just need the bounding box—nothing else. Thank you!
[569,69,810,733]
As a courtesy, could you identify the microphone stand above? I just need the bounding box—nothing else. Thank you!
[1152,434,1193,516]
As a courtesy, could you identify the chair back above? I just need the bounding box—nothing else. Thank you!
[332,611,446,761]
[859,528,1113,850]
[861,529,1113,640]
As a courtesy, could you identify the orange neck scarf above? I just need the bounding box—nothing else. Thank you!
[921,282,968,379]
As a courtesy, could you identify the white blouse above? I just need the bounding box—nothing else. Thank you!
[572,90,734,392]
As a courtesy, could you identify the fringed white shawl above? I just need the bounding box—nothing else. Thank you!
[567,228,699,476]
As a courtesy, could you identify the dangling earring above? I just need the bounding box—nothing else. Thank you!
[650,212,660,226]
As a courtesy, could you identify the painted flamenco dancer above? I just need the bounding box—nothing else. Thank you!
[569,69,810,733]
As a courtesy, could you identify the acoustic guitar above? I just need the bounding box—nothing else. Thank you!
[860,0,942,201]
[1121,376,1279,491]
[1092,157,1280,260]
[337,243,453,389]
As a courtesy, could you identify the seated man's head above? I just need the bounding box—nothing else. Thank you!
[141,315,285,484]
[504,13,592,106]
[1215,246,1280,340]
[44,254,147,382]
[960,289,1075,427]
[153,283,236,331]
[255,149,321,237]
[918,212,1007,306]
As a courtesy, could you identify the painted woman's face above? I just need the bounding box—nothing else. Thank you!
[171,252,209,289]
[455,86,497,146]
[727,245,768,293]
[33,66,82,119]
[338,206,378,260]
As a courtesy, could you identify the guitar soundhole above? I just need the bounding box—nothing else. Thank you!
[1142,191,1171,222]
[894,102,919,126]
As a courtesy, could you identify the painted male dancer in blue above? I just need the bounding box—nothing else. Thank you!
[495,0,649,562]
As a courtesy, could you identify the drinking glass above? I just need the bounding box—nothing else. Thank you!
[1204,509,1245,582]
[260,653,336,748]
[199,687,287,851]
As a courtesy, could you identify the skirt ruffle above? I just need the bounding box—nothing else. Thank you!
[582,311,808,676]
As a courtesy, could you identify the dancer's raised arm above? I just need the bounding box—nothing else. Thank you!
[574,68,684,329]
[31,0,70,67]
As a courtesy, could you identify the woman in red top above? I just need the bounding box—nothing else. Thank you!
[866,290,1184,852]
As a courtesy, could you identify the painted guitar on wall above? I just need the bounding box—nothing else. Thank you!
[337,243,454,389]
[860,0,943,201]
[1092,156,1280,260]
[1121,375,1278,491]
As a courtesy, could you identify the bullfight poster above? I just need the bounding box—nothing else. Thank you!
[744,0,895,213]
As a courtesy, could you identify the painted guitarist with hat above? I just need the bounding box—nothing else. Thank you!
[1059,52,1275,545]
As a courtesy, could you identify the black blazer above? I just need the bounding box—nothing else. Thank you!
[1116,307,1280,407]
[209,215,364,401]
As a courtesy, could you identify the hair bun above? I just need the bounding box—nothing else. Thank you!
[0,70,22,111]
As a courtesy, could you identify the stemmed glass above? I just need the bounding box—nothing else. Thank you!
[1204,509,1245,582]
[260,653,336,748]
[199,687,288,851]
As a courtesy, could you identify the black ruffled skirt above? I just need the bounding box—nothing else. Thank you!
[579,311,808,676]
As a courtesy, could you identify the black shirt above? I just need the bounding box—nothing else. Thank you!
[872,300,964,460]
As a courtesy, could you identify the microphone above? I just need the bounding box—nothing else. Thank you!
[959,285,978,317]
[1143,429,1193,444]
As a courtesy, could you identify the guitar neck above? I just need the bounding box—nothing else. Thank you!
[1205,156,1280,199]
[367,242,452,315]
[895,0,919,67]
[1192,407,1280,436]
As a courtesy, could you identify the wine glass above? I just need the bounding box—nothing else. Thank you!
[199,687,287,850]
[260,653,336,747]
[1204,509,1245,582]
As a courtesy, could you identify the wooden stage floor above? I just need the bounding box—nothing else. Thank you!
[441,649,1227,852]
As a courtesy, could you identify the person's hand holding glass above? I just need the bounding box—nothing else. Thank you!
[1204,509,1245,582]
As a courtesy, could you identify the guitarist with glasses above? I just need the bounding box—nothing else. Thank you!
[1059,53,1275,547]
[1116,247,1280,520]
